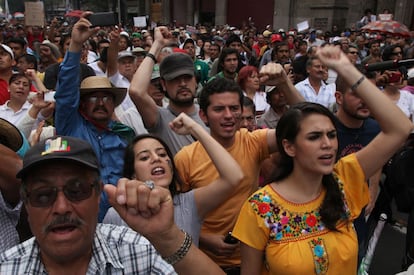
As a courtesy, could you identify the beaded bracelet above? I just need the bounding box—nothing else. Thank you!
[162,231,193,265]
[351,76,366,91]
[146,53,157,63]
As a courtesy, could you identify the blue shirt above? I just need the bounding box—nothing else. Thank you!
[55,51,130,221]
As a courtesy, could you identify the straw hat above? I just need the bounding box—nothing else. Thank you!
[0,118,23,152]
[80,76,127,107]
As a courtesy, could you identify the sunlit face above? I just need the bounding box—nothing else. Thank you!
[80,91,115,124]
[200,92,242,146]
[284,114,337,176]
[24,162,99,265]
[162,75,197,107]
[9,76,30,102]
[133,138,173,189]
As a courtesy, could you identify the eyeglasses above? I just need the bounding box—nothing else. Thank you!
[348,51,359,55]
[88,96,114,104]
[25,180,97,207]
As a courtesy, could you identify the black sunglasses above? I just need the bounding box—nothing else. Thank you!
[25,179,98,207]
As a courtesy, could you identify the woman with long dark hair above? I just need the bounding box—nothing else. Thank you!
[103,113,243,246]
[232,45,412,274]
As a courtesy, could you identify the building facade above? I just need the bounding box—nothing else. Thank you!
[127,0,413,32]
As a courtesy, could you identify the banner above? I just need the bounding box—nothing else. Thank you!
[24,1,45,26]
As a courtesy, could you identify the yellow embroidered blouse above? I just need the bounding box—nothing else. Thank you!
[232,154,369,275]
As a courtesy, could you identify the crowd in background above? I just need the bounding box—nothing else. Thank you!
[0,10,413,274]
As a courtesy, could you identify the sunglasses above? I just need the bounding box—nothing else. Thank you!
[88,96,114,104]
[348,51,359,55]
[25,180,97,207]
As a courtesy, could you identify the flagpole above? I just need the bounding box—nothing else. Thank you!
[5,0,10,22]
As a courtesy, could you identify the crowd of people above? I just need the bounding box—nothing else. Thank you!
[0,10,413,274]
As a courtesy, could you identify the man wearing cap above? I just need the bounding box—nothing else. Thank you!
[129,26,207,155]
[257,85,289,129]
[0,44,15,105]
[131,32,143,49]
[0,118,30,253]
[37,40,61,73]
[259,34,284,69]
[55,16,135,221]
[132,47,147,67]
[0,135,225,274]
[104,29,147,133]
[181,38,210,86]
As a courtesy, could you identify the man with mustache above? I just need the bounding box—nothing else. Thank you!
[0,135,225,274]
[334,73,381,264]
[294,56,336,109]
[54,16,135,222]
[129,26,207,155]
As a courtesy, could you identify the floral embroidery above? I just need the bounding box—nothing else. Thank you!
[309,238,328,274]
[249,190,326,242]
[248,175,351,243]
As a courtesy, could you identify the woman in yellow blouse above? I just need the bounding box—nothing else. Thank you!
[233,45,413,275]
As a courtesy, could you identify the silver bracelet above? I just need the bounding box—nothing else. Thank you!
[162,231,193,265]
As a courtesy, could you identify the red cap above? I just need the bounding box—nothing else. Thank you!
[271,34,283,43]
[173,48,188,54]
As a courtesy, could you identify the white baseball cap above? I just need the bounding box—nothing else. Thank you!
[0,44,14,59]
[408,68,414,80]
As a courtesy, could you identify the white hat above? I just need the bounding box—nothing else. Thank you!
[0,44,14,59]
[408,68,414,80]
[265,86,277,93]
[120,31,129,38]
